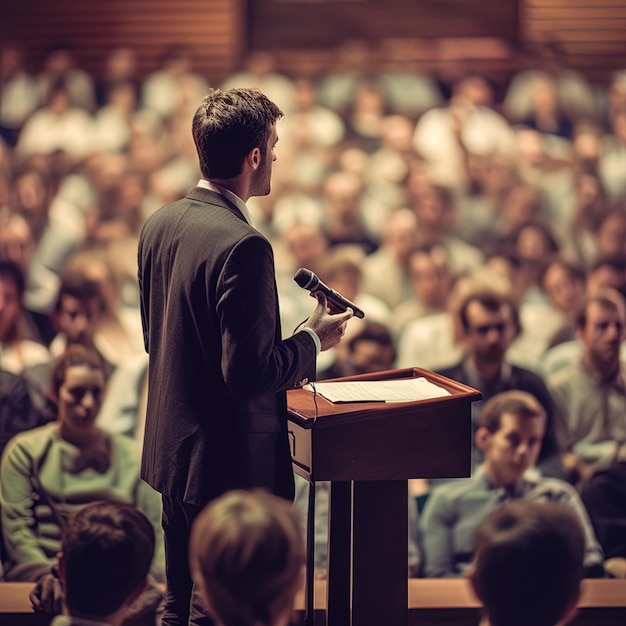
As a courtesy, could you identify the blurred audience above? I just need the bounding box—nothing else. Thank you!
[2,39,626,588]
[549,289,626,486]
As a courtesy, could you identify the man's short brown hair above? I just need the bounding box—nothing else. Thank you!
[480,390,547,434]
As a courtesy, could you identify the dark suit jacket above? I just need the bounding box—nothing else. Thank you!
[138,187,316,505]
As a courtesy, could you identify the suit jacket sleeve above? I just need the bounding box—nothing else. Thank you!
[217,232,316,399]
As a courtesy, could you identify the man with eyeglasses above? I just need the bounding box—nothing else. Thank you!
[437,287,563,477]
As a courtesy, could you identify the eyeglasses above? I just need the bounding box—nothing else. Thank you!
[469,322,508,336]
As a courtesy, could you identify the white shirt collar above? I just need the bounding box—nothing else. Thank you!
[197,179,256,229]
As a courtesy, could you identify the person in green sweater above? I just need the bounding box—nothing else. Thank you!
[0,343,164,583]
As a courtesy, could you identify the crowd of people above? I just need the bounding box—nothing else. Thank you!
[1,36,626,622]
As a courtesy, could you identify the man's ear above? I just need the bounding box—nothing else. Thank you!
[475,427,491,452]
[248,147,261,170]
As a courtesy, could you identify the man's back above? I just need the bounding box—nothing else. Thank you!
[138,186,311,503]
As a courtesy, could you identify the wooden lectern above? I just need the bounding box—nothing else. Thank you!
[287,367,482,626]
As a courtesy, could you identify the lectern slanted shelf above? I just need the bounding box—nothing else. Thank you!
[287,367,482,626]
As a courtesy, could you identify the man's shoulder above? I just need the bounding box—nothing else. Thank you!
[140,190,253,243]
[546,360,587,391]
[507,364,551,394]
[426,477,478,509]
[528,475,578,500]
[436,361,464,379]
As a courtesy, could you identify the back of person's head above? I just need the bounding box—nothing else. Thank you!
[189,489,305,626]
[60,501,155,618]
[480,389,547,434]
[471,500,584,626]
[192,88,283,180]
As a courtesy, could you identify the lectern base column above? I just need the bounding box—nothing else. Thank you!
[326,479,409,626]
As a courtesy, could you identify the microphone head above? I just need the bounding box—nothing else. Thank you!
[294,268,318,290]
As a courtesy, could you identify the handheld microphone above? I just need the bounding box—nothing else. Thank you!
[293,268,365,319]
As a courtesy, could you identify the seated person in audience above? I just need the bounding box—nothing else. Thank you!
[189,489,305,626]
[470,500,585,626]
[321,245,391,327]
[418,390,603,578]
[409,181,485,277]
[0,344,164,583]
[319,170,378,255]
[541,258,626,379]
[0,259,52,413]
[50,249,144,370]
[586,253,626,301]
[548,288,626,486]
[436,287,562,476]
[580,459,626,572]
[0,208,59,345]
[395,272,475,373]
[32,501,157,626]
[539,258,587,349]
[0,368,41,459]
[392,243,453,339]
[361,207,420,310]
[319,319,396,381]
[0,367,41,580]
[594,206,626,261]
[50,266,104,353]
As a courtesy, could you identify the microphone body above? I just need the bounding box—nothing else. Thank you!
[294,268,365,319]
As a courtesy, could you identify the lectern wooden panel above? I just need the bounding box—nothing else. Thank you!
[287,367,482,626]
[288,367,481,481]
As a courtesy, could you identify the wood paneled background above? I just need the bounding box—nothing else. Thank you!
[1,0,624,86]
[521,0,626,80]
[1,0,244,84]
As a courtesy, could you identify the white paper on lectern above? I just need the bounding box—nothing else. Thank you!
[303,376,451,403]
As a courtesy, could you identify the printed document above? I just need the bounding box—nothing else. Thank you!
[304,377,451,403]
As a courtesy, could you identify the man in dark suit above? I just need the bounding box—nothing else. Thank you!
[138,87,353,626]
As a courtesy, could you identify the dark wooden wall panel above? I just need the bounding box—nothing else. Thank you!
[1,0,244,84]
[249,0,519,50]
[522,0,626,80]
[0,0,623,86]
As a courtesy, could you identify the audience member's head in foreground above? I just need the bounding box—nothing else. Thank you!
[58,501,155,626]
[189,489,305,626]
[471,500,585,626]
